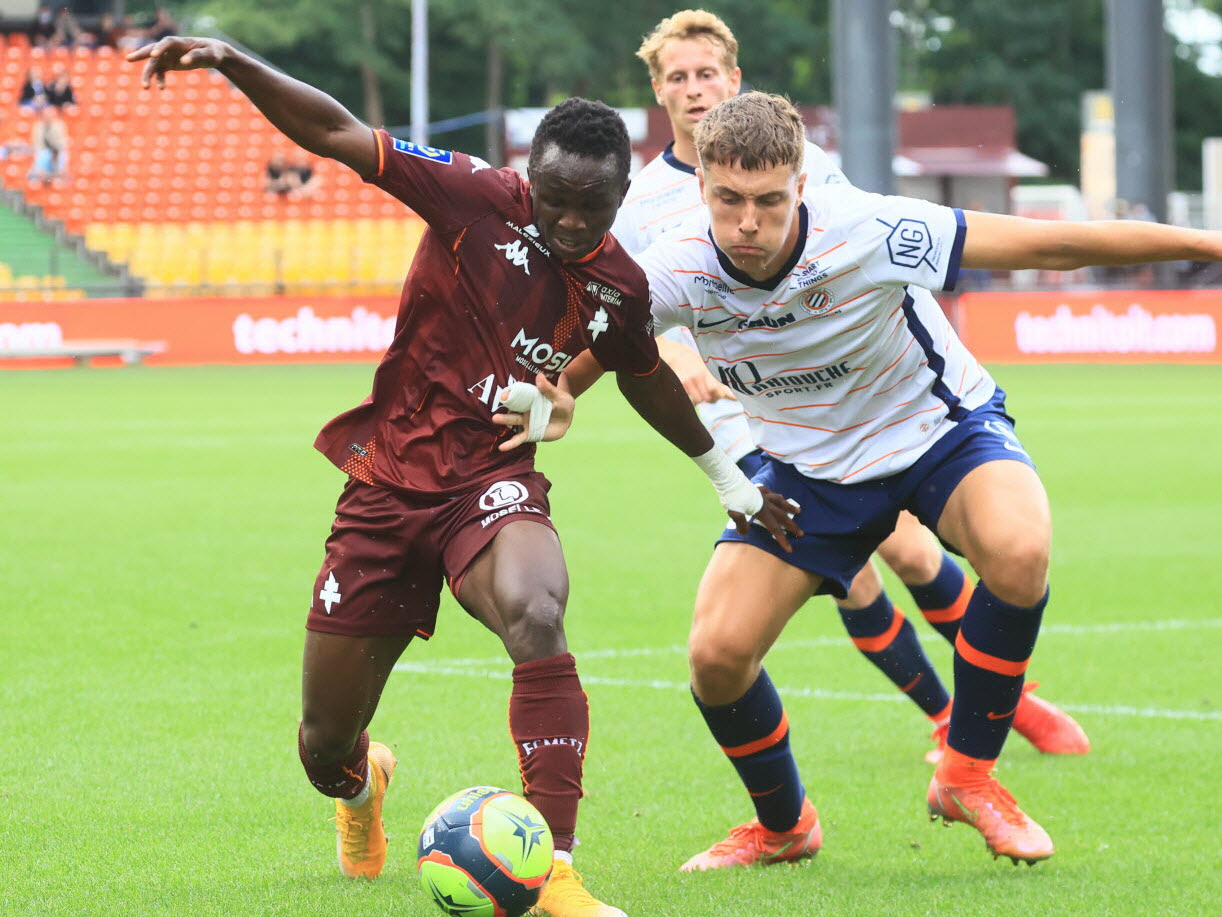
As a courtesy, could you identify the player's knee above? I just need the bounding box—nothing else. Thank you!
[883,542,943,585]
[688,631,758,706]
[980,536,1049,607]
[300,718,361,766]
[502,591,567,660]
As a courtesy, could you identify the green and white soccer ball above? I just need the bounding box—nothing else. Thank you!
[417,786,554,917]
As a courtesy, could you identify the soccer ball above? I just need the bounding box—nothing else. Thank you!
[417,786,554,917]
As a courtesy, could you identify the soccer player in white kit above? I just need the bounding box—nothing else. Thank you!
[614,9,1088,765]
[561,90,1222,871]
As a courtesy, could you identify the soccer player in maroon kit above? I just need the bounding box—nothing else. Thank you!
[129,35,799,917]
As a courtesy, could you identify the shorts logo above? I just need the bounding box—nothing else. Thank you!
[318,572,342,614]
[390,138,453,164]
[801,289,836,317]
[881,217,935,270]
[479,480,528,511]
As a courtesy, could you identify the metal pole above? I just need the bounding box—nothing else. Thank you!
[1106,0,1173,223]
[831,0,896,194]
[411,0,429,145]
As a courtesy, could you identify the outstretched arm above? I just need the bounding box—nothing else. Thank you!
[961,210,1222,272]
[127,37,376,177]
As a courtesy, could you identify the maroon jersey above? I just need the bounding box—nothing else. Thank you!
[315,130,660,496]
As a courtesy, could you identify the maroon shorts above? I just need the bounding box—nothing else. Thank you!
[306,473,555,639]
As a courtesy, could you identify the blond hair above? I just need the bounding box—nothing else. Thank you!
[636,9,738,82]
[694,92,805,173]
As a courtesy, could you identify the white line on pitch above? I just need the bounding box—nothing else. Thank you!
[391,663,1222,722]
[415,617,1222,668]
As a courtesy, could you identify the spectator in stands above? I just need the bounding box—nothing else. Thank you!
[93,12,128,49]
[145,7,179,42]
[29,4,56,47]
[51,5,83,48]
[264,152,299,196]
[288,153,321,199]
[18,65,49,111]
[29,105,69,183]
[46,64,76,111]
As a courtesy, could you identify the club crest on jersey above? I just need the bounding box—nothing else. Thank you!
[390,137,453,164]
[800,289,837,317]
[880,217,937,271]
[479,480,529,511]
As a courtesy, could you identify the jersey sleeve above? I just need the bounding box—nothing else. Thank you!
[365,129,512,232]
[588,284,661,376]
[816,185,966,292]
[635,239,692,335]
[801,141,849,187]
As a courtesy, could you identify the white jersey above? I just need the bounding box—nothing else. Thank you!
[612,141,847,461]
[639,184,997,484]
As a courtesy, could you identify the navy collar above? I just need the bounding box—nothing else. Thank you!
[711,203,809,291]
[662,141,697,176]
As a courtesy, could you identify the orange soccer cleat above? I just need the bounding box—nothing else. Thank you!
[335,741,397,879]
[1012,682,1091,755]
[679,796,821,872]
[529,859,627,917]
[927,763,1053,865]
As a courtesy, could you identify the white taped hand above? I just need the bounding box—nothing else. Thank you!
[500,381,554,443]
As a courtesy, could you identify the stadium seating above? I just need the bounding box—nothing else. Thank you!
[1,42,426,296]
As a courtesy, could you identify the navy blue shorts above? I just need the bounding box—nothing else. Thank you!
[720,387,1036,599]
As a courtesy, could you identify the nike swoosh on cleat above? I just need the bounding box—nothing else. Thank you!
[696,316,739,328]
[946,790,980,824]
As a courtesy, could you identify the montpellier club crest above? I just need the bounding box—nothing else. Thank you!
[801,289,837,317]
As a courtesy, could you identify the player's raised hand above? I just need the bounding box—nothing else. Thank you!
[127,37,229,89]
[493,373,575,451]
[727,486,803,553]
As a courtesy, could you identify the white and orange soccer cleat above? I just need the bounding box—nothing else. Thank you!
[1012,682,1091,755]
[679,796,821,872]
[529,859,626,917]
[927,770,1054,865]
[335,741,397,879]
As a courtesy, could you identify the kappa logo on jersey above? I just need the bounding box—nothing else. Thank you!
[479,480,529,510]
[495,239,532,275]
[318,572,342,614]
[584,281,623,307]
[390,137,453,164]
[511,328,575,374]
[801,289,838,317]
[880,217,936,271]
[587,307,609,340]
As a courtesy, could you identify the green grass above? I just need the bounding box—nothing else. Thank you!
[1,363,1219,916]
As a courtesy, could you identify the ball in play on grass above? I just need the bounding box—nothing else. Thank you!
[417,786,554,917]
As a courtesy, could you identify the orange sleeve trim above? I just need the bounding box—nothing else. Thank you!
[632,355,662,377]
[375,128,385,177]
[955,632,1030,677]
[721,711,789,758]
[850,606,906,653]
[922,579,972,623]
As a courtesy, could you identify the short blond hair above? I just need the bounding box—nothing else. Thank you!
[694,92,805,173]
[636,9,738,82]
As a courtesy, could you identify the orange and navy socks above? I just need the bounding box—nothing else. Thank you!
[298,724,370,799]
[949,582,1048,760]
[508,652,589,853]
[906,552,971,643]
[837,591,951,718]
[693,668,804,832]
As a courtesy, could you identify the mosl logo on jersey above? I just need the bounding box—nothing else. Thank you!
[881,217,936,271]
[390,137,453,164]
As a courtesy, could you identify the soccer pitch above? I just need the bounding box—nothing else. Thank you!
[2,362,1219,916]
